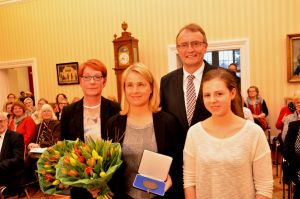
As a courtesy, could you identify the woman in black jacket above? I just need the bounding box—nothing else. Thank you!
[105,63,181,199]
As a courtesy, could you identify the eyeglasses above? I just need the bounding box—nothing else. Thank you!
[80,75,103,81]
[176,41,206,50]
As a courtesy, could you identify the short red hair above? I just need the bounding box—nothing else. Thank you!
[78,59,107,77]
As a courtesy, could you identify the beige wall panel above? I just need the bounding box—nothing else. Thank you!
[0,0,300,134]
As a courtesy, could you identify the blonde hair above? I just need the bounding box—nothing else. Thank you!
[120,63,161,115]
[41,104,57,120]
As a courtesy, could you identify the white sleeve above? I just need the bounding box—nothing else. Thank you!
[253,131,273,198]
[183,130,196,188]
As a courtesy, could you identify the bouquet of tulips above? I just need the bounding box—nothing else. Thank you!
[37,140,74,194]
[37,138,122,199]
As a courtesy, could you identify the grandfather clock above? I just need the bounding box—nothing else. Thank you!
[113,22,139,102]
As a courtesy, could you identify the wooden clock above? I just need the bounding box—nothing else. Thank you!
[113,22,139,102]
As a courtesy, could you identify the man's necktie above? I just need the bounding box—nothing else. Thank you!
[186,75,196,126]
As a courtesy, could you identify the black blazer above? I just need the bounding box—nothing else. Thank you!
[160,61,218,141]
[60,97,120,199]
[0,130,24,186]
[60,97,120,141]
[283,120,300,183]
[105,111,182,199]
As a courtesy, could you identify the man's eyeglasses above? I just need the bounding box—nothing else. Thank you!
[176,41,206,50]
[81,75,103,81]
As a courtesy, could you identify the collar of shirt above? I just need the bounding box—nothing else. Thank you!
[183,62,205,97]
[0,129,7,153]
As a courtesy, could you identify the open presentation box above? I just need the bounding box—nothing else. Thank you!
[133,150,173,196]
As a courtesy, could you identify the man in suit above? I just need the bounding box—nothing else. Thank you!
[0,111,24,197]
[61,59,120,199]
[160,23,218,198]
[161,23,217,141]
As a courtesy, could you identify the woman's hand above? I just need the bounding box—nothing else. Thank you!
[88,188,100,198]
[27,143,39,150]
[164,174,172,192]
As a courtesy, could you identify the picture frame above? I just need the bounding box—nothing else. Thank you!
[287,34,300,82]
[56,62,79,85]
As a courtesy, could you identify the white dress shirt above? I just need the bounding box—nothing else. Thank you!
[0,130,7,154]
[183,62,205,110]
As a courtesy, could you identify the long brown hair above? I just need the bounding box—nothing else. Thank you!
[201,68,244,118]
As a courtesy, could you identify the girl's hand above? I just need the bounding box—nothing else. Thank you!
[164,174,172,192]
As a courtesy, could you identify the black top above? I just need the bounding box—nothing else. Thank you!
[105,111,182,199]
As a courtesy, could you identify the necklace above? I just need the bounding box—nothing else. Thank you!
[83,104,100,109]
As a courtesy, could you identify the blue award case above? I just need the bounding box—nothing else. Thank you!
[133,150,173,196]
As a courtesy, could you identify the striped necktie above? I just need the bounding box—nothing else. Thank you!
[186,75,196,126]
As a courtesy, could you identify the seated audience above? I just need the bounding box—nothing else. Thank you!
[245,85,269,130]
[28,104,60,150]
[19,91,26,102]
[54,93,68,118]
[6,93,17,103]
[0,112,25,198]
[2,101,13,124]
[106,63,180,198]
[281,92,300,141]
[283,120,300,199]
[56,98,69,120]
[31,98,49,124]
[24,97,37,116]
[276,101,295,131]
[9,101,36,151]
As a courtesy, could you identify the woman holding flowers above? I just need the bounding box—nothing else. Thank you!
[61,59,120,199]
[105,63,181,199]
[183,68,273,199]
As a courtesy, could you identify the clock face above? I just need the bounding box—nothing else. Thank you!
[119,52,130,65]
[118,46,130,65]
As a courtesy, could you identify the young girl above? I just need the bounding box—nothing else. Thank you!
[183,68,273,199]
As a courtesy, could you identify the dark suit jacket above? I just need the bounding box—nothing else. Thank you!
[283,120,300,183]
[60,97,120,199]
[105,111,182,199]
[160,61,218,143]
[61,97,120,141]
[0,129,24,186]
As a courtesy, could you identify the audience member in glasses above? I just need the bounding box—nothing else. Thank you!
[6,93,17,103]
[56,98,69,120]
[245,86,269,131]
[281,91,300,141]
[31,98,49,124]
[28,104,60,150]
[60,59,120,199]
[54,93,68,115]
[160,23,218,198]
[0,112,25,198]
[24,97,37,116]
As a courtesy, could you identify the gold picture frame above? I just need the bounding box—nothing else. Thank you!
[287,33,300,82]
[56,62,79,85]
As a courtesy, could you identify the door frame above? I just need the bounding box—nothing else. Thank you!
[0,58,40,100]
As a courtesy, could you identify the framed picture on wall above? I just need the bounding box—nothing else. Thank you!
[56,62,79,85]
[287,33,300,82]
